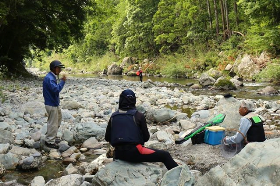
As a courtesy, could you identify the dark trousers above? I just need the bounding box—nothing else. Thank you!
[114,145,178,170]
[139,75,143,82]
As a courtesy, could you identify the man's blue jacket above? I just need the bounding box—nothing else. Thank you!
[43,72,65,106]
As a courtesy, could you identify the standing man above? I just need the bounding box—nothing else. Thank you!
[138,67,143,82]
[43,60,66,149]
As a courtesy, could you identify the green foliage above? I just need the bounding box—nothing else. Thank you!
[15,0,280,79]
[28,50,118,73]
[238,0,280,55]
[244,26,280,55]
[112,0,160,58]
[155,54,190,77]
[0,0,93,75]
[254,59,280,84]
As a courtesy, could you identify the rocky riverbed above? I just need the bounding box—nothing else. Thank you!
[0,77,279,185]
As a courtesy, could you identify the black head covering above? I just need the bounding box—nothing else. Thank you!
[119,89,136,110]
[50,60,65,70]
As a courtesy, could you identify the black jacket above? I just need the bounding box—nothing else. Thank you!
[105,110,150,145]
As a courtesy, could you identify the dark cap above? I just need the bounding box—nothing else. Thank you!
[121,89,136,97]
[50,60,65,70]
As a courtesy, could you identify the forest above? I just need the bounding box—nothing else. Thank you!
[0,0,280,82]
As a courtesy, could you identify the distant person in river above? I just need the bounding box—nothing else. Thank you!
[43,60,66,149]
[223,100,266,149]
[105,89,178,170]
[137,67,143,82]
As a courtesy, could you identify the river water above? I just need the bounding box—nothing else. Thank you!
[72,74,280,101]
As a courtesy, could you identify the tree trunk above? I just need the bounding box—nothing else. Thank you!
[206,0,212,29]
[224,0,230,33]
[234,0,239,27]
[219,0,226,31]
[213,0,219,36]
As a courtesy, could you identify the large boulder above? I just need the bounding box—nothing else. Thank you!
[151,108,176,124]
[196,138,280,186]
[121,57,136,67]
[107,63,122,75]
[258,86,279,95]
[92,160,163,186]
[199,74,216,87]
[237,54,260,79]
[209,96,241,130]
[74,122,106,141]
[160,165,194,186]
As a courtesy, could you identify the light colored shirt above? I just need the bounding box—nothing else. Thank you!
[225,117,252,144]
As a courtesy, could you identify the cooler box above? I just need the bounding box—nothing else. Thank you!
[204,126,225,145]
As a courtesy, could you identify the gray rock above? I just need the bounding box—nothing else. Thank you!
[30,176,45,186]
[22,156,34,165]
[19,156,42,170]
[92,160,162,186]
[62,101,82,110]
[45,174,83,186]
[30,131,41,141]
[237,54,260,80]
[33,141,41,149]
[81,137,102,149]
[160,165,194,186]
[0,144,10,154]
[61,146,77,158]
[24,139,35,148]
[259,86,279,95]
[9,146,39,156]
[80,181,92,186]
[179,120,196,130]
[74,122,106,141]
[23,101,45,117]
[152,108,176,123]
[62,129,74,144]
[196,138,280,186]
[0,152,19,169]
[0,122,12,131]
[209,97,241,129]
[230,78,243,87]
[199,74,216,87]
[0,163,6,178]
[0,129,14,144]
[65,163,79,175]
[107,63,122,75]
[59,143,70,153]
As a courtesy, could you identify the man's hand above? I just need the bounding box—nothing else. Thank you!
[61,74,67,82]
[223,137,228,145]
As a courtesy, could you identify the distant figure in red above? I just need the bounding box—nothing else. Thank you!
[138,67,143,82]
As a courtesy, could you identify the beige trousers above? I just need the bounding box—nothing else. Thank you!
[45,105,62,144]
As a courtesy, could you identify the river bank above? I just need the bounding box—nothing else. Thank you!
[0,77,279,185]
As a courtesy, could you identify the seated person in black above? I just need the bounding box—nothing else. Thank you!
[105,89,178,170]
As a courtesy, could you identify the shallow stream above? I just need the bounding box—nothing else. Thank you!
[72,74,280,101]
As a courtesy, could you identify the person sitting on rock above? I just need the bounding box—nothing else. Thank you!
[223,100,266,148]
[105,89,178,170]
